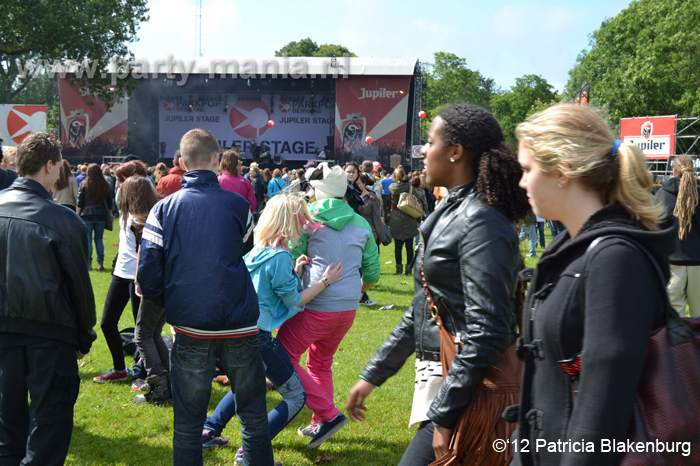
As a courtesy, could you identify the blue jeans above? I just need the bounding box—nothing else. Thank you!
[83,220,105,262]
[0,339,80,465]
[171,333,274,466]
[204,331,306,441]
[536,222,545,248]
[519,225,538,257]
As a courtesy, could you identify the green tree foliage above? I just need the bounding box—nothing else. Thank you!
[422,52,495,123]
[491,74,559,144]
[565,0,700,123]
[275,39,357,58]
[0,0,149,105]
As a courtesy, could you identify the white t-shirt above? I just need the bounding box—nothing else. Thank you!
[113,214,138,280]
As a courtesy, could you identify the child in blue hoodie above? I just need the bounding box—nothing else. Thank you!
[202,193,344,455]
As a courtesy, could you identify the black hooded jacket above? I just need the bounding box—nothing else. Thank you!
[654,176,700,264]
[512,204,678,466]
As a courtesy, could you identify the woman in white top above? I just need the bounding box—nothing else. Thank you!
[92,176,155,383]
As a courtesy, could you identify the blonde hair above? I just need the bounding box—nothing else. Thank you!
[672,155,698,240]
[392,168,405,183]
[253,194,321,249]
[516,104,663,230]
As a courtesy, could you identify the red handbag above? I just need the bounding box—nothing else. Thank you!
[576,236,700,465]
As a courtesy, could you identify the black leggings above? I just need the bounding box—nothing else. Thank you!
[398,421,436,466]
[101,275,141,371]
[394,238,414,266]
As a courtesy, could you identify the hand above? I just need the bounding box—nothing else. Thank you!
[295,255,310,276]
[76,351,85,360]
[322,261,344,285]
[432,424,453,460]
[346,379,374,421]
[134,280,143,298]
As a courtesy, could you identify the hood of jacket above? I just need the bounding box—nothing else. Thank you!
[538,203,678,282]
[660,176,681,196]
[244,246,289,272]
[309,198,355,231]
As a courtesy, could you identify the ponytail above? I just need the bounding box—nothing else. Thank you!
[612,144,664,231]
[672,155,699,239]
[476,144,530,223]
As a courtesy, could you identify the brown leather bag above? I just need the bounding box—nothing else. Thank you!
[422,265,523,466]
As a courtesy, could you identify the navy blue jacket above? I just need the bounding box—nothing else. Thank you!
[138,170,258,336]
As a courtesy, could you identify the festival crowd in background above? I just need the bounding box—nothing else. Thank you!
[1,102,699,466]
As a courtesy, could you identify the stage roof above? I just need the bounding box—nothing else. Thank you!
[55,57,419,77]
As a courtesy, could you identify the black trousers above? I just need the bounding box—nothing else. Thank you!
[102,275,140,371]
[394,238,415,266]
[0,340,80,465]
[398,421,436,466]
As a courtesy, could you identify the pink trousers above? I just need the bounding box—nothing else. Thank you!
[277,308,356,423]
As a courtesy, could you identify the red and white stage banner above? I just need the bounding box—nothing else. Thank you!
[0,105,47,147]
[58,78,128,149]
[620,116,676,159]
[335,76,412,161]
[159,93,331,161]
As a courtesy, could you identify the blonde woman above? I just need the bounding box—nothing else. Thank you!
[655,154,700,316]
[512,104,677,465]
[202,194,343,453]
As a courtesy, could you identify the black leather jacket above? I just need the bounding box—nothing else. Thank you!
[360,182,520,429]
[0,178,97,353]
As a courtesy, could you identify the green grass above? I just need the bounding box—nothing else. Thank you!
[66,228,552,465]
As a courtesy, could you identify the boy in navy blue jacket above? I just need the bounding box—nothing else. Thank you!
[138,128,274,466]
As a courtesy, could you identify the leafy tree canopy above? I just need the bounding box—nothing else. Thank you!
[0,0,149,105]
[422,52,495,123]
[275,39,356,58]
[491,74,559,144]
[565,0,700,123]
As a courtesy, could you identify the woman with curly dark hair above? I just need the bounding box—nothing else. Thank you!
[347,104,529,466]
[76,163,112,271]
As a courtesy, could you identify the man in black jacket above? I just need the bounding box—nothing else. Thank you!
[0,132,97,465]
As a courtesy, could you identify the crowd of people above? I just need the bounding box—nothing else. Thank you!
[1,101,698,466]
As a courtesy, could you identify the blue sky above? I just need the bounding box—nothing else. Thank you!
[130,0,632,92]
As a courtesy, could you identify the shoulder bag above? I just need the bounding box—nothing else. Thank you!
[398,185,423,219]
[422,251,523,466]
[103,200,113,231]
[569,235,700,465]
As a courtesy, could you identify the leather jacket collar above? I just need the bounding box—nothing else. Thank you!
[9,177,53,200]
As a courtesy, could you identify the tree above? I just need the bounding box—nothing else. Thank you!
[565,0,700,124]
[274,38,356,57]
[0,0,149,105]
[491,74,559,144]
[422,52,496,125]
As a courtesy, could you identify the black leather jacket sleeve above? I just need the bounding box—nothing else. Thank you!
[427,206,515,429]
[359,304,417,386]
[60,222,98,354]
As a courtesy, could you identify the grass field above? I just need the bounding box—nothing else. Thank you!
[65,226,550,465]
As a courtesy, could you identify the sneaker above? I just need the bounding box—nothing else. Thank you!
[93,368,128,383]
[359,299,377,306]
[202,430,229,450]
[234,449,283,466]
[308,413,349,448]
[131,378,150,392]
[297,422,320,438]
